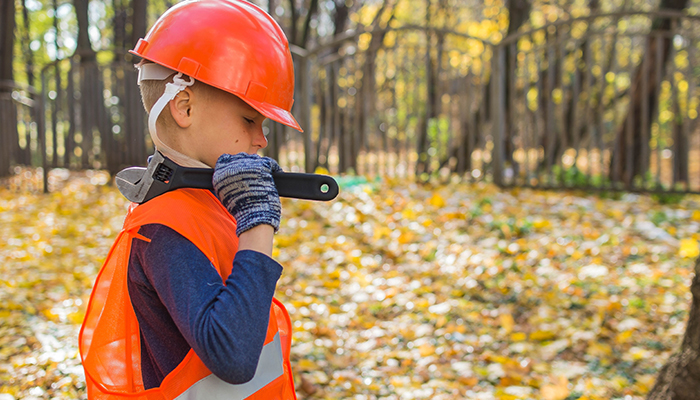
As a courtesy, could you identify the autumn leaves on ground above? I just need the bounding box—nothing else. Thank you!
[1,169,699,400]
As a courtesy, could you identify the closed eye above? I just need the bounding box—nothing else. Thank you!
[244,118,255,124]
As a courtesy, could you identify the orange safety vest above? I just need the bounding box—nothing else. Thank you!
[79,189,296,400]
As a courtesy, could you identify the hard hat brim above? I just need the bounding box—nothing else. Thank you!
[245,98,303,133]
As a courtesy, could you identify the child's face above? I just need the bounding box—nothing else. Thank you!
[188,90,268,168]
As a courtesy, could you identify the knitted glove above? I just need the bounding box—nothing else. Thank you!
[213,153,282,236]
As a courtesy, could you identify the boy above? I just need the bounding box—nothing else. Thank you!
[79,0,300,398]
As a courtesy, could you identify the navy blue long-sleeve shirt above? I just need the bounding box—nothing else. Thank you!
[127,223,283,389]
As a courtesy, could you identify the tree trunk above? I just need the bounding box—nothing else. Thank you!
[16,0,33,165]
[502,0,532,176]
[558,0,599,173]
[1,0,17,177]
[130,0,147,49]
[451,0,529,181]
[74,0,96,63]
[113,0,127,57]
[415,0,434,178]
[647,257,700,399]
[20,0,34,89]
[300,0,319,47]
[328,0,351,173]
[358,6,395,175]
[74,0,101,169]
[121,0,148,169]
[288,0,298,46]
[51,0,61,168]
[0,0,14,83]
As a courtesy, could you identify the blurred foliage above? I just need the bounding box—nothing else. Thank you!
[12,0,700,87]
[9,0,700,187]
[2,169,700,398]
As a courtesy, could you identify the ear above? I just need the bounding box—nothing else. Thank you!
[169,87,194,128]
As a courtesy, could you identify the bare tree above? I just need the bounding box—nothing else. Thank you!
[19,0,34,90]
[73,0,103,169]
[500,0,532,178]
[0,0,14,83]
[415,0,440,178]
[110,0,148,170]
[1,0,17,177]
[14,0,34,166]
[316,0,357,171]
[438,0,532,177]
[610,0,688,189]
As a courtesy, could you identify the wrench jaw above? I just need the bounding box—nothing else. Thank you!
[115,151,168,204]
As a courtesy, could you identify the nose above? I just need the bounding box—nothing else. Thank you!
[251,123,268,151]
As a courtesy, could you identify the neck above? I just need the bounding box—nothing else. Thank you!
[153,127,210,169]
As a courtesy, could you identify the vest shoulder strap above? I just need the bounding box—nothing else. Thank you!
[125,189,239,279]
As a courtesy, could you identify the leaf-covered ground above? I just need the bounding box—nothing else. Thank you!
[1,169,699,400]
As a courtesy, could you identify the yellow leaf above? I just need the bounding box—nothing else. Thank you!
[323,280,341,289]
[419,343,435,357]
[615,330,633,344]
[679,239,700,258]
[429,193,446,207]
[398,231,415,244]
[373,226,392,240]
[314,166,330,175]
[634,374,657,392]
[68,310,86,325]
[499,375,522,386]
[297,359,315,370]
[692,210,700,221]
[587,341,612,357]
[540,375,570,400]
[501,224,512,239]
[626,346,653,361]
[530,330,556,341]
[402,208,417,219]
[500,314,515,334]
[459,376,479,386]
[533,219,551,229]
[390,376,409,387]
[511,332,527,342]
[610,375,628,390]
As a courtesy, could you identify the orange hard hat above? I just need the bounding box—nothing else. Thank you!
[130,0,301,132]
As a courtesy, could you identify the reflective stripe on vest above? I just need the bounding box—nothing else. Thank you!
[175,333,284,400]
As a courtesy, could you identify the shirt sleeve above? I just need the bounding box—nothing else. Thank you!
[132,223,283,384]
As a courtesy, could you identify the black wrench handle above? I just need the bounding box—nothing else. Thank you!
[272,172,339,201]
[172,168,339,201]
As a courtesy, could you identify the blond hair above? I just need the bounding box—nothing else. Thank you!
[136,60,220,132]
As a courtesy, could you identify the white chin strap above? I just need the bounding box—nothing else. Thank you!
[138,63,211,168]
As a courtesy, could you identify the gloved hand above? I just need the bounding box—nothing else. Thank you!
[213,153,282,236]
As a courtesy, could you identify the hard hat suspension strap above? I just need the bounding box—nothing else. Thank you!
[146,72,210,168]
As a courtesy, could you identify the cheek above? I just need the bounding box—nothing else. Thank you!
[225,129,253,152]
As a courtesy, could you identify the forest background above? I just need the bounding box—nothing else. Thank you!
[4,0,700,399]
